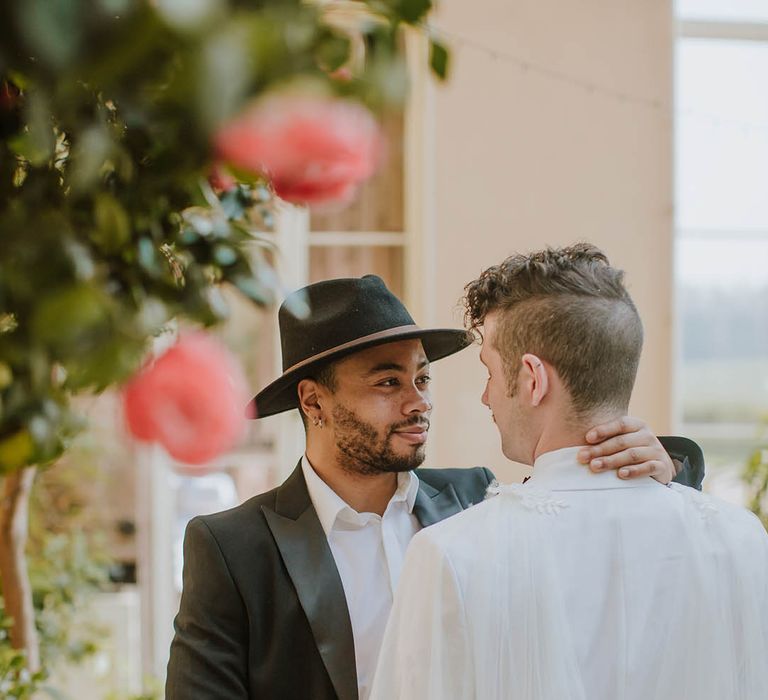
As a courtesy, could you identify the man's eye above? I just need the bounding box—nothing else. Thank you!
[378,378,399,387]
[417,375,431,385]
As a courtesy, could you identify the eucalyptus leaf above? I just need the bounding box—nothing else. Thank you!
[63,336,144,390]
[280,286,310,319]
[198,21,252,129]
[11,92,55,166]
[62,240,96,281]
[213,244,237,266]
[137,238,159,274]
[69,126,113,193]
[396,0,432,23]
[0,429,34,472]
[30,285,111,351]
[18,0,84,67]
[429,39,450,80]
[0,363,12,390]
[232,274,271,306]
[316,34,351,72]
[219,188,249,220]
[155,0,224,33]
[92,193,131,253]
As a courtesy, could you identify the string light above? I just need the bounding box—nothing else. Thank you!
[426,24,768,136]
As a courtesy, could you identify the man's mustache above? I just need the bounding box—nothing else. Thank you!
[389,416,430,433]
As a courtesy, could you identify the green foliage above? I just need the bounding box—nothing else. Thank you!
[0,606,47,698]
[0,530,107,699]
[104,676,163,700]
[0,613,43,698]
[429,39,450,80]
[744,430,768,529]
[0,0,446,688]
[0,447,115,697]
[0,0,442,474]
[30,531,109,668]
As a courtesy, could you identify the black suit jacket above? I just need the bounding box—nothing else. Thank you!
[165,464,494,700]
[166,437,704,700]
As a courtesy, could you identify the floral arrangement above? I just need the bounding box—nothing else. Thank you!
[0,0,447,682]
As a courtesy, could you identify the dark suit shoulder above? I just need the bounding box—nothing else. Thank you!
[660,435,706,490]
[192,486,280,545]
[414,466,494,507]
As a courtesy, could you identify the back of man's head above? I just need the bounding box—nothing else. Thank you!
[463,243,643,420]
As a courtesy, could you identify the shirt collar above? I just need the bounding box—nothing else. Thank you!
[301,455,419,536]
[525,446,663,492]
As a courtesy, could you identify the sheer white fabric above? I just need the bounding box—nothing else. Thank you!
[370,449,768,700]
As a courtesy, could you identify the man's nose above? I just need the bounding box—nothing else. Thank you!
[481,385,489,407]
[403,384,431,414]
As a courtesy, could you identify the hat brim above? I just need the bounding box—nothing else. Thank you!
[248,328,473,419]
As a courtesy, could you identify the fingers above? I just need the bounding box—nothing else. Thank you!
[585,416,645,444]
[577,429,655,463]
[578,449,675,484]
[616,461,669,480]
[579,415,675,484]
[580,446,661,473]
[619,460,674,484]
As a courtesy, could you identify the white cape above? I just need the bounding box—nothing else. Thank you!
[370,479,768,700]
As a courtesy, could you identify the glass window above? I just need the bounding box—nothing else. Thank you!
[675,33,768,501]
[676,40,768,230]
[677,0,768,23]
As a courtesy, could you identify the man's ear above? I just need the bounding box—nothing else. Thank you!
[297,378,323,423]
[521,353,549,407]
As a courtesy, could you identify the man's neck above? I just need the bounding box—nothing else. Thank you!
[531,409,623,462]
[305,445,399,516]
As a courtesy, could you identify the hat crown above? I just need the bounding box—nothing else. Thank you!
[278,275,415,372]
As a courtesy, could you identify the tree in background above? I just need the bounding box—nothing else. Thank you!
[745,432,768,529]
[0,0,447,685]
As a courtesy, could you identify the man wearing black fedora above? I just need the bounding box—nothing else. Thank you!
[165,275,704,700]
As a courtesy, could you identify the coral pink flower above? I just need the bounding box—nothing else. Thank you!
[208,163,237,194]
[123,333,248,465]
[328,66,353,82]
[214,94,383,207]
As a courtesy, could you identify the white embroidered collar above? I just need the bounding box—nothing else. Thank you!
[524,446,664,492]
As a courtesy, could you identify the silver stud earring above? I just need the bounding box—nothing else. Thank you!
[313,417,324,428]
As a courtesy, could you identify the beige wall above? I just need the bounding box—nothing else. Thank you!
[408,1,675,482]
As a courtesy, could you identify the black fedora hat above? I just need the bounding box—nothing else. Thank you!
[249,275,472,418]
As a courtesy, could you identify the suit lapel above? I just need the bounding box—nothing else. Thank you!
[262,463,358,700]
[412,479,464,527]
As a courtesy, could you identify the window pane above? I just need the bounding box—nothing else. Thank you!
[676,0,768,22]
[677,233,768,425]
[675,39,768,230]
[675,34,768,503]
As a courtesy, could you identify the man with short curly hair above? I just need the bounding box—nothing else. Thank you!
[463,242,646,461]
[372,245,768,700]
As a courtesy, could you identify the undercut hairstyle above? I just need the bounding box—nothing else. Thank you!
[299,360,338,428]
[462,243,643,418]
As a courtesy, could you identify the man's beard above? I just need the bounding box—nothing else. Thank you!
[331,404,428,476]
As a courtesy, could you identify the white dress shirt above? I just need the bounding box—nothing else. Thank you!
[372,446,768,700]
[301,456,421,700]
